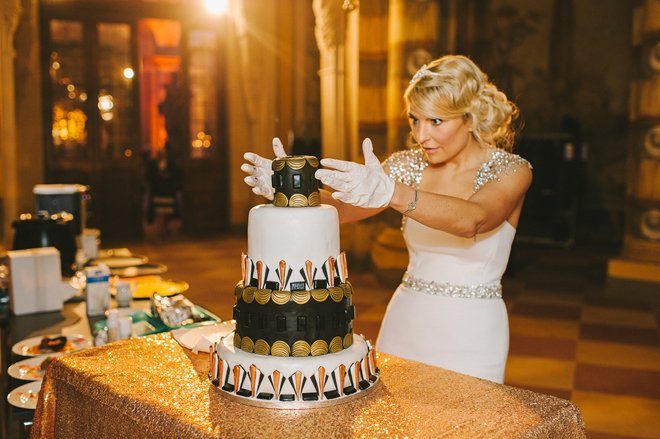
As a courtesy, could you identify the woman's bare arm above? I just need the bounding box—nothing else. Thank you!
[388,165,532,237]
[320,189,386,224]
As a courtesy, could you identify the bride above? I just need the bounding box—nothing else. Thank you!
[242,55,532,383]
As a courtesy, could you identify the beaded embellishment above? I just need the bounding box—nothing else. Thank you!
[473,150,532,193]
[384,148,428,188]
[402,273,502,299]
[384,148,427,229]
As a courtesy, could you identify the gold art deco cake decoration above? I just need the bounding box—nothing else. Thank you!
[254,339,270,355]
[234,282,352,305]
[329,336,343,353]
[311,339,329,356]
[233,333,353,357]
[271,340,291,357]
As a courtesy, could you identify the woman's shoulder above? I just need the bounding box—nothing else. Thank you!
[383,147,428,186]
[474,148,532,193]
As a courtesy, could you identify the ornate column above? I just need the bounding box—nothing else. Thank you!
[385,0,440,156]
[370,0,441,277]
[607,0,660,294]
[0,0,21,245]
[14,0,44,226]
[227,0,279,226]
[313,0,358,161]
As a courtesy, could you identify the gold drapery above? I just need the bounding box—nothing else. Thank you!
[32,333,585,438]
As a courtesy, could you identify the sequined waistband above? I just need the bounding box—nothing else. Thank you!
[401,273,502,299]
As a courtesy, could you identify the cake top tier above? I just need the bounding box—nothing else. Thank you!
[271,156,320,207]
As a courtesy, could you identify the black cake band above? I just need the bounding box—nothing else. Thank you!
[233,285,355,356]
[271,156,320,207]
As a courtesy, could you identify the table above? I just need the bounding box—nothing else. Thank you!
[0,298,151,438]
[31,334,585,438]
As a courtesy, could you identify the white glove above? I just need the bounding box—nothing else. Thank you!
[315,138,395,208]
[241,137,287,200]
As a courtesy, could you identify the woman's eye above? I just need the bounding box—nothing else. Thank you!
[409,117,419,125]
[431,118,443,125]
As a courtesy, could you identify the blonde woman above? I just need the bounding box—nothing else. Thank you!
[243,55,532,383]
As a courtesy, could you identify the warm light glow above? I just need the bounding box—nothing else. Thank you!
[52,105,87,146]
[192,131,213,149]
[98,94,114,112]
[79,92,87,102]
[123,67,135,79]
[101,112,114,121]
[203,0,228,15]
[66,84,75,92]
[52,61,60,70]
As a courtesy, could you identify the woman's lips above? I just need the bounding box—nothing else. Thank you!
[423,146,439,153]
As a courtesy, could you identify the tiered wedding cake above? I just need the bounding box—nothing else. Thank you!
[209,155,379,406]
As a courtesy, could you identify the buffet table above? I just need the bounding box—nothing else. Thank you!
[32,333,585,438]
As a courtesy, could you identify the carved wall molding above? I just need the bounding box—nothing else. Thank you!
[313,0,345,53]
[1,0,21,39]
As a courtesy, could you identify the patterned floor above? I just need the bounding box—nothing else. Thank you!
[130,236,660,438]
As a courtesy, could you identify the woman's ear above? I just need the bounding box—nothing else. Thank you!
[463,114,473,132]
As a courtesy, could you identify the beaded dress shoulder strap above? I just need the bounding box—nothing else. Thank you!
[384,148,428,188]
[473,149,532,193]
[384,148,428,230]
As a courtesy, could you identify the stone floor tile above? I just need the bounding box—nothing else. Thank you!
[509,334,576,360]
[580,324,659,346]
[572,390,660,438]
[577,341,660,371]
[512,302,582,321]
[574,364,660,399]
[509,315,580,339]
[505,355,575,390]
[581,305,657,328]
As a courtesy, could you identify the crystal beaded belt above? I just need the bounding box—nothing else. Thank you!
[401,273,502,299]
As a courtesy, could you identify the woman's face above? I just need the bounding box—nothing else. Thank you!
[408,111,473,165]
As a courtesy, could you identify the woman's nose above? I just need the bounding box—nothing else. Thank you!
[415,122,430,143]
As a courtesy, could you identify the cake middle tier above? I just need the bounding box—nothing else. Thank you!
[233,282,355,357]
[248,204,339,286]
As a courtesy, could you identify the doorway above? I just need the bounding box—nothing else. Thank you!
[41,3,228,241]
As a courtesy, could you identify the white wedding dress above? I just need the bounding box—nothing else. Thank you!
[376,147,531,383]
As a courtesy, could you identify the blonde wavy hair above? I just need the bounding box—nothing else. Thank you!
[404,55,519,151]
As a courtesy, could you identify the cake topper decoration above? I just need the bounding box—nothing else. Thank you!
[338,364,346,396]
[278,260,286,290]
[272,370,282,400]
[241,253,248,285]
[233,366,241,394]
[271,155,321,207]
[328,256,336,287]
[249,364,257,397]
[339,252,348,282]
[317,366,326,400]
[256,261,264,289]
[294,371,303,401]
[305,260,314,289]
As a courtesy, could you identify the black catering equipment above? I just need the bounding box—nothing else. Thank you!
[33,184,88,236]
[11,212,77,277]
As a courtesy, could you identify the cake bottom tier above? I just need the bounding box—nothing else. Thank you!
[210,333,380,408]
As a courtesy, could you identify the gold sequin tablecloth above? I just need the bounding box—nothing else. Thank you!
[31,333,585,438]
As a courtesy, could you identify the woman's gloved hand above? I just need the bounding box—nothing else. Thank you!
[315,138,395,208]
[241,137,287,200]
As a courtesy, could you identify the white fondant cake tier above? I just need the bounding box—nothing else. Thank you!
[248,204,340,285]
[212,333,379,405]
